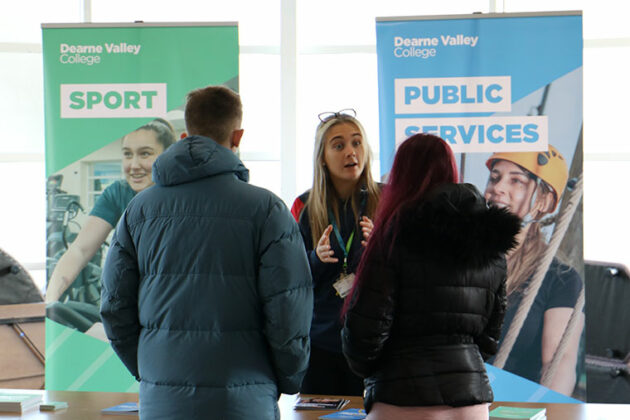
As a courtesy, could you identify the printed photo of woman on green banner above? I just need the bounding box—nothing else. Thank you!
[42,22,239,392]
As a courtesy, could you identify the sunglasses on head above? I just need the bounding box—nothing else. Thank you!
[317,108,357,123]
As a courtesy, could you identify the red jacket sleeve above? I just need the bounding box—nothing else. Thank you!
[290,197,305,223]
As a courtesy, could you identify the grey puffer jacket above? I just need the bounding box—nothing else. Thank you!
[342,183,520,412]
[101,136,313,420]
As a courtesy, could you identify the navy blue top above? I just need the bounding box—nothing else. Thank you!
[294,190,366,353]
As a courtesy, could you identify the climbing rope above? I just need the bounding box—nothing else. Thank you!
[494,174,583,371]
[540,286,585,386]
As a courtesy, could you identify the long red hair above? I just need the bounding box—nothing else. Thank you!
[341,133,459,317]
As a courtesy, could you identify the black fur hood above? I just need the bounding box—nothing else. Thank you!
[398,183,521,266]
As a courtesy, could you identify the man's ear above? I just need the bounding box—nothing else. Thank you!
[180,132,188,140]
[230,129,244,152]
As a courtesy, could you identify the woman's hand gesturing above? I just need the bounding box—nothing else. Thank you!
[360,216,374,247]
[316,225,339,263]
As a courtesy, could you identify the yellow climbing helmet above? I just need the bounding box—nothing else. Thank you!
[486,145,569,211]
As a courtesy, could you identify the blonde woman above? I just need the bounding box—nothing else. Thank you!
[290,109,380,395]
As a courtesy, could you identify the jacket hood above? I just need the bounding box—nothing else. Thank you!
[398,183,521,266]
[152,135,249,186]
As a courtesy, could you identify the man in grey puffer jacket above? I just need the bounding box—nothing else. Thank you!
[101,85,313,419]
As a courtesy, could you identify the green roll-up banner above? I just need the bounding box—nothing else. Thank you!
[42,22,239,391]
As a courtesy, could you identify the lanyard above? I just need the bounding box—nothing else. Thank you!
[328,208,355,274]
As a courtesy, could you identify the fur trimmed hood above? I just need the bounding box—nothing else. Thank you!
[398,183,521,266]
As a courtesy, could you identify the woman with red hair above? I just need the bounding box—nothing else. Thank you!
[341,133,521,419]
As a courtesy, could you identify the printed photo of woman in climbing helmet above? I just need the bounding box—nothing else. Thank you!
[484,145,584,396]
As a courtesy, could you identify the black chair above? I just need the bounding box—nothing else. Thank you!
[585,260,630,403]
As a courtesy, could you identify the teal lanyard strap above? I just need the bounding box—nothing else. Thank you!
[328,208,355,273]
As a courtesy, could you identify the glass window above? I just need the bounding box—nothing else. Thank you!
[504,0,630,39]
[583,46,630,154]
[297,1,489,47]
[0,162,46,268]
[0,0,82,43]
[297,53,381,193]
[244,160,281,199]
[91,0,280,45]
[0,53,45,154]
[584,160,630,266]
[239,54,281,157]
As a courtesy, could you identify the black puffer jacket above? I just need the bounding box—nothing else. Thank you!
[341,183,521,411]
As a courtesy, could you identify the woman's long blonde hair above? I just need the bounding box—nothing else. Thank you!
[305,115,380,246]
[506,181,555,295]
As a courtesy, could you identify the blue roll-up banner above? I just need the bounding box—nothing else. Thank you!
[376,12,584,402]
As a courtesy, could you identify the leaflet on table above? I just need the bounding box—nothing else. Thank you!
[101,401,139,415]
[0,392,43,413]
[319,408,367,419]
[294,397,350,410]
[490,405,547,420]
